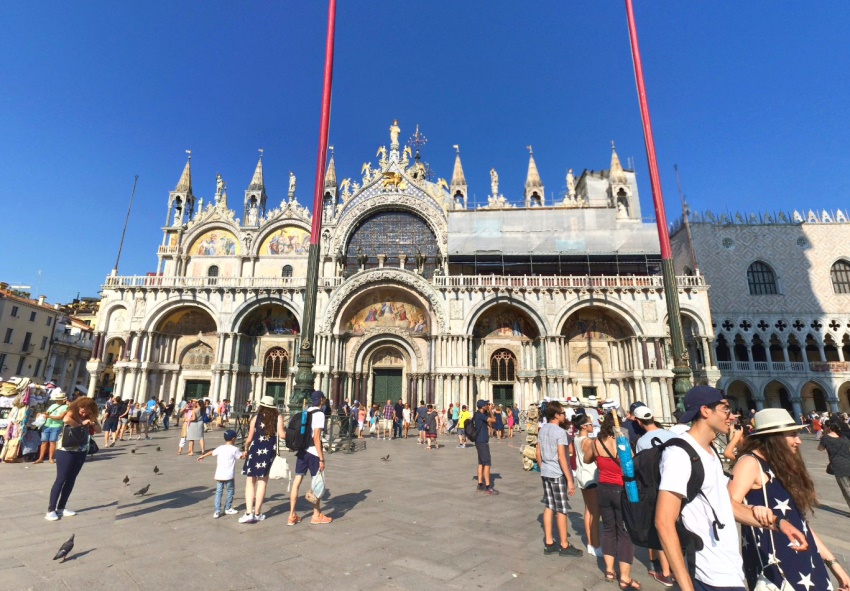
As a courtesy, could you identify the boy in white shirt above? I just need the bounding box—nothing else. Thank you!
[198,429,245,518]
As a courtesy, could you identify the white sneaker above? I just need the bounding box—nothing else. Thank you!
[60,508,76,517]
[45,511,60,521]
[255,513,266,521]
[224,508,238,515]
[238,513,256,524]
[213,511,221,519]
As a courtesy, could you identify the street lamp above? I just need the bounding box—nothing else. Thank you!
[623,0,692,411]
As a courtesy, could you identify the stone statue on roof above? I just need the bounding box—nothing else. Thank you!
[288,172,297,200]
[389,119,400,148]
[490,168,499,197]
[216,174,225,197]
[566,168,576,199]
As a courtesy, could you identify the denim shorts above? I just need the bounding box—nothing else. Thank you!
[41,426,62,443]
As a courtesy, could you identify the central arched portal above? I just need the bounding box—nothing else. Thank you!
[369,346,406,407]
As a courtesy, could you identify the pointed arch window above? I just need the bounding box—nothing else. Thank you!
[264,347,290,379]
[281,265,293,278]
[207,265,219,286]
[831,259,850,294]
[490,349,516,382]
[747,261,778,295]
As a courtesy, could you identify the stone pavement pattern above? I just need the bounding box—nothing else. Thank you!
[1,430,848,591]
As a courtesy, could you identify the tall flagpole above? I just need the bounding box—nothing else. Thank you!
[624,0,692,411]
[290,0,338,412]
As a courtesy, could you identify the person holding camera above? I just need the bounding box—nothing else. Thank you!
[474,400,498,495]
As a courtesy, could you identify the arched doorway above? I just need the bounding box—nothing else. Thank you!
[154,307,218,403]
[801,381,829,413]
[838,382,850,413]
[763,380,793,414]
[370,346,405,407]
[725,380,755,414]
[180,341,214,400]
[236,304,300,408]
[100,337,125,395]
[490,349,517,409]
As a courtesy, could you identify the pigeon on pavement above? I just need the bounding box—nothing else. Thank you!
[131,449,136,454]
[53,534,74,562]
[122,475,129,485]
[156,447,161,451]
[134,484,150,496]
[153,466,159,474]
[381,454,390,461]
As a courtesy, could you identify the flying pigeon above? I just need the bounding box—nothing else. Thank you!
[53,534,74,562]
[134,484,150,496]
[122,475,129,485]
[153,466,159,474]
[381,455,390,461]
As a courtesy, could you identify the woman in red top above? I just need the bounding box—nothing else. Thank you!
[584,412,639,589]
[812,415,824,441]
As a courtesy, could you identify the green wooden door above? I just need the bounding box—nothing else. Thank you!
[265,382,287,407]
[184,380,211,400]
[373,369,402,407]
[492,384,514,408]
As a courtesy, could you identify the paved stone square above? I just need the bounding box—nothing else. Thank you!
[1,428,848,591]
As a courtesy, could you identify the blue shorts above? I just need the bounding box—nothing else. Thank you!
[295,451,320,477]
[41,426,61,443]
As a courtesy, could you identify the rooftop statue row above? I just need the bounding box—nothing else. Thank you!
[670,208,850,233]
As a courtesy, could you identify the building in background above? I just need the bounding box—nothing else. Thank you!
[672,209,850,415]
[0,285,61,382]
[87,122,713,418]
[45,314,94,395]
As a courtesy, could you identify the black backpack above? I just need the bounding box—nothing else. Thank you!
[464,414,477,442]
[621,437,724,554]
[284,409,319,452]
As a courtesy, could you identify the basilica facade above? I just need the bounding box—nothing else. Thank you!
[86,122,713,420]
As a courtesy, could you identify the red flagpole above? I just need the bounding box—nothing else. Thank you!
[309,0,337,243]
[624,0,671,259]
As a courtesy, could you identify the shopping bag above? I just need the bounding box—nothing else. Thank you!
[269,455,290,480]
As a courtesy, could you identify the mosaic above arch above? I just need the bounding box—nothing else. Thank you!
[259,226,310,256]
[562,308,632,341]
[342,288,429,336]
[241,304,300,337]
[190,229,240,256]
[473,304,538,339]
[158,308,217,335]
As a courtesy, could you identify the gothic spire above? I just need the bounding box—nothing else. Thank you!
[175,152,192,192]
[525,146,543,190]
[450,146,466,187]
[609,141,627,185]
[248,151,264,191]
[324,148,337,188]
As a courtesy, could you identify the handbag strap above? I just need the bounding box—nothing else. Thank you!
[751,455,790,582]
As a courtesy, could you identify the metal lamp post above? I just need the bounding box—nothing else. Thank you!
[290,0,338,413]
[624,0,692,411]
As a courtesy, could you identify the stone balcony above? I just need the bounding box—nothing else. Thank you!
[103,273,705,294]
[717,360,849,374]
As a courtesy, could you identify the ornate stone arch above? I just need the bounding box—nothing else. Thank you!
[553,299,643,338]
[330,198,448,259]
[177,338,216,368]
[251,219,312,258]
[349,330,423,373]
[229,297,304,334]
[321,268,447,333]
[143,300,220,334]
[100,302,130,333]
[662,306,708,336]
[761,377,796,398]
[464,296,549,337]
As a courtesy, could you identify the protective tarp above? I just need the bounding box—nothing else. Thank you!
[447,208,661,255]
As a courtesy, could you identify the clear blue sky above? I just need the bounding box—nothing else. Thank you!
[2,2,848,302]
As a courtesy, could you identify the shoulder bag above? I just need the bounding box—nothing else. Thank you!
[61,424,90,448]
[752,458,795,591]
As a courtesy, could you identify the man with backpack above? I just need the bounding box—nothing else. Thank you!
[473,400,498,495]
[288,390,331,526]
[655,386,807,591]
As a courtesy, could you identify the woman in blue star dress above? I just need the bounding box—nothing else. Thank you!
[238,396,285,524]
[729,409,850,591]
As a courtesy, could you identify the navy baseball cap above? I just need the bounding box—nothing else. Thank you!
[476,400,490,409]
[311,391,325,406]
[678,386,725,424]
[223,429,237,441]
[629,401,647,415]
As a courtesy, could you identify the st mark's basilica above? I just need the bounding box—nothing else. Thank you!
[86,122,714,420]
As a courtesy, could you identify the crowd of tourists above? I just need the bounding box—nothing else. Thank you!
[533,387,850,591]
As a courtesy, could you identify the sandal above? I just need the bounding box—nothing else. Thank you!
[619,579,641,590]
[310,514,333,525]
[605,572,617,583]
[287,515,302,526]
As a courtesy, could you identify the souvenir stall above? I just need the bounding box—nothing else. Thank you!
[0,378,49,462]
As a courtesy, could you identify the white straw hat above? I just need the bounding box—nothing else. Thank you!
[258,395,277,408]
[750,408,802,436]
